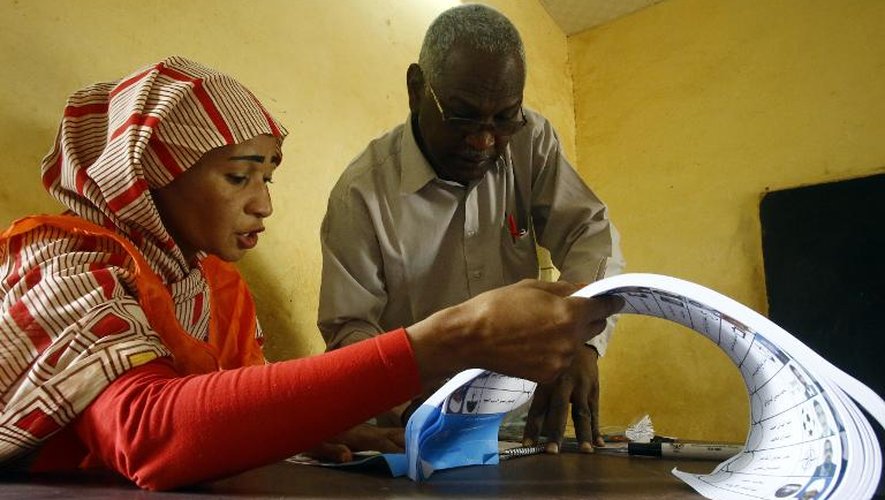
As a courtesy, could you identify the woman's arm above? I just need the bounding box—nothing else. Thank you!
[58,279,619,491]
[72,329,419,491]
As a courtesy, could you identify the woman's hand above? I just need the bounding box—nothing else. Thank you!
[406,279,622,388]
[304,423,405,463]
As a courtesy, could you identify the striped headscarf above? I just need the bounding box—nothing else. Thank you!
[42,55,287,282]
[0,56,286,464]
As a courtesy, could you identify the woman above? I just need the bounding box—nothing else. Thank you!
[0,56,617,490]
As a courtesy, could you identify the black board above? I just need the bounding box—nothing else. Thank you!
[760,173,885,494]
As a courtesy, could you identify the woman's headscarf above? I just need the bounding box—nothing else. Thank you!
[42,55,287,282]
[0,56,286,464]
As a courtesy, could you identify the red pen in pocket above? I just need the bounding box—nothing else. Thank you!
[507,213,519,242]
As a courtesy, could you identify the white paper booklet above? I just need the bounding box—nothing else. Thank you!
[573,273,885,500]
[404,369,536,480]
[286,369,537,480]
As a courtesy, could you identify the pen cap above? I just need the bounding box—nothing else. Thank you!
[627,442,661,457]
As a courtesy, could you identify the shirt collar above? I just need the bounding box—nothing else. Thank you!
[400,114,438,194]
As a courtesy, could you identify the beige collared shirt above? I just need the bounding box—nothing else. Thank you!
[319,109,624,355]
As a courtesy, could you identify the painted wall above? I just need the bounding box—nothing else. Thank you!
[570,0,885,441]
[14,0,877,446]
[0,1,576,361]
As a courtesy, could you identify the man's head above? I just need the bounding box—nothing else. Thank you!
[407,4,527,185]
[823,439,833,462]
[814,400,828,428]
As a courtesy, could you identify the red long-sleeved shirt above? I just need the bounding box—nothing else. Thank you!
[32,328,420,491]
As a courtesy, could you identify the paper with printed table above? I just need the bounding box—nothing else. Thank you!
[290,273,884,499]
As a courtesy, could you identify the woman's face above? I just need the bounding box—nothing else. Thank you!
[152,134,281,263]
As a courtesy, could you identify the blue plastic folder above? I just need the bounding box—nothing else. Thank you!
[292,369,535,481]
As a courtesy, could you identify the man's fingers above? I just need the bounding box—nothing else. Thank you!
[540,378,573,453]
[522,389,550,445]
[588,376,602,448]
[571,388,593,452]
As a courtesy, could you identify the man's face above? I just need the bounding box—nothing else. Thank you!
[152,134,281,263]
[410,45,525,185]
[814,402,827,426]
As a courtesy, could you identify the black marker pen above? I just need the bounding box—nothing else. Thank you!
[627,442,743,460]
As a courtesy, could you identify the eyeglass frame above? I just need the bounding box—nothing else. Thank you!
[426,82,527,136]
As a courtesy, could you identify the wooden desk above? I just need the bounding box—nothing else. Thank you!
[0,452,716,498]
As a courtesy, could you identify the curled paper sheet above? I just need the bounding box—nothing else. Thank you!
[288,370,537,480]
[573,273,885,500]
[290,272,882,497]
[405,370,537,480]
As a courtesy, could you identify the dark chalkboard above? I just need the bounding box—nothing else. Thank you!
[760,173,885,487]
[760,173,885,397]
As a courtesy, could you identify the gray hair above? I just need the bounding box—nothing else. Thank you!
[419,4,526,85]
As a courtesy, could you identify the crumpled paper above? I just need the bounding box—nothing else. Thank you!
[624,414,655,443]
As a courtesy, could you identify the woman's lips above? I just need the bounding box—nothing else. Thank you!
[236,231,260,250]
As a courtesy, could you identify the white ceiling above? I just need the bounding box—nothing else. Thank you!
[539,0,665,36]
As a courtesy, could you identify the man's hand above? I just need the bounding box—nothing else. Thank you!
[304,423,405,463]
[522,346,604,453]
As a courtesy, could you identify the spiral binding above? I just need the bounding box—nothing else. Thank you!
[499,445,547,460]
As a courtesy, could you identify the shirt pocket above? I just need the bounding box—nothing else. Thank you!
[499,222,538,282]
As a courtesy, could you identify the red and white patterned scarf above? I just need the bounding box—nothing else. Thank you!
[0,56,286,464]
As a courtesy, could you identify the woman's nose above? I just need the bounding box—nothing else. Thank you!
[247,185,273,218]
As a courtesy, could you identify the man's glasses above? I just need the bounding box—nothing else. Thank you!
[427,83,527,136]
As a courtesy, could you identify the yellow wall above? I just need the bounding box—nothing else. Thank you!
[570,0,885,441]
[0,1,575,360]
[13,0,879,446]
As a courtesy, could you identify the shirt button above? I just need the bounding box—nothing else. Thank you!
[466,230,476,237]
[471,270,482,279]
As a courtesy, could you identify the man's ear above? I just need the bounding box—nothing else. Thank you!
[406,63,424,115]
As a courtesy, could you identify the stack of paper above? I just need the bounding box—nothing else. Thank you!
[293,273,883,499]
[404,370,536,480]
[287,371,535,479]
[572,273,885,499]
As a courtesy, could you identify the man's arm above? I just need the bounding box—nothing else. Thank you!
[587,224,626,355]
[318,188,387,349]
[525,112,623,278]
[524,111,625,354]
[519,110,626,450]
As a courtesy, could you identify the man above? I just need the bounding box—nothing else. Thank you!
[813,439,836,478]
[813,400,835,438]
[796,439,837,498]
[318,4,624,453]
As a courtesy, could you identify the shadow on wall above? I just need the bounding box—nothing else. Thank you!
[0,114,66,225]
[236,255,321,362]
